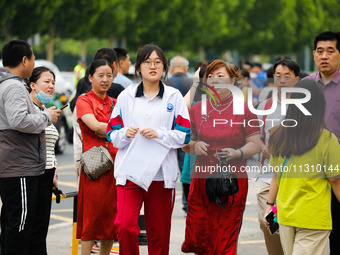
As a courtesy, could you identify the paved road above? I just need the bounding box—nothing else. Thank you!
[47,144,267,254]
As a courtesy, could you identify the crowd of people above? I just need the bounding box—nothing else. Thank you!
[0,30,340,255]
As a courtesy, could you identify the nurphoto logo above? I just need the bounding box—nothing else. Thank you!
[198,82,311,128]
[201,84,311,116]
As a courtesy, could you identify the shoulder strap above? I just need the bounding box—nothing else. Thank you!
[109,97,115,112]
[261,97,273,166]
[171,76,185,96]
[216,195,234,209]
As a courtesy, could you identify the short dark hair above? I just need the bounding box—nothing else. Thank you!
[240,69,250,78]
[2,40,33,68]
[273,58,300,77]
[114,47,129,62]
[88,59,113,77]
[266,66,274,79]
[314,31,340,52]
[253,62,262,69]
[94,48,117,65]
[269,79,327,157]
[135,44,168,79]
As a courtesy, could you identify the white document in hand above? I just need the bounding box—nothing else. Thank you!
[115,134,170,191]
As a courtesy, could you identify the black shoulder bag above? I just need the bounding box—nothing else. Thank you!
[205,154,239,209]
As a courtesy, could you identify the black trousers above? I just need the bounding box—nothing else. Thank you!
[183,183,190,202]
[28,168,55,255]
[0,176,39,255]
[330,189,340,255]
[177,149,188,210]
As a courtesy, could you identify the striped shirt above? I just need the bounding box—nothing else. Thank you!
[34,104,59,169]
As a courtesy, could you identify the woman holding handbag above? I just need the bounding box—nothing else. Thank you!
[106,44,190,255]
[181,60,260,255]
[70,78,91,184]
[76,59,118,255]
[265,80,340,255]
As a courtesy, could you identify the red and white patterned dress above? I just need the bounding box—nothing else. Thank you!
[182,94,260,254]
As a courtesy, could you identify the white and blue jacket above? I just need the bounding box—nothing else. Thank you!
[107,81,191,189]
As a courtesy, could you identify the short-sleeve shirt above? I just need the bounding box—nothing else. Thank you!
[304,69,340,142]
[270,129,340,230]
[75,90,118,240]
[190,94,260,178]
[34,104,59,169]
[76,90,117,155]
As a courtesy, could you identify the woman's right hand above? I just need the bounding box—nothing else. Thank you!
[261,144,271,159]
[263,206,273,229]
[193,141,209,156]
[126,126,139,138]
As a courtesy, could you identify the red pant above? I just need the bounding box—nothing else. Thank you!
[115,181,175,255]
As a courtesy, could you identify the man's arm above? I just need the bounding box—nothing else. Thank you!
[3,84,59,133]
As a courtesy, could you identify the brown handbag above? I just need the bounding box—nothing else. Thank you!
[80,144,114,181]
[80,98,115,180]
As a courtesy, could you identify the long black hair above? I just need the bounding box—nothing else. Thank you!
[269,79,328,157]
[193,65,207,102]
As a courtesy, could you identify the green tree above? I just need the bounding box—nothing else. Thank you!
[229,0,297,55]
[124,0,236,60]
[0,0,20,40]
[51,0,105,60]
[0,0,61,41]
[319,0,340,32]
[89,0,143,47]
[293,0,325,51]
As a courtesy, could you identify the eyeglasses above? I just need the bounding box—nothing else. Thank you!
[274,74,293,79]
[143,60,163,69]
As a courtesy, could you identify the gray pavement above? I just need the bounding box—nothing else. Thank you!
[47,147,332,255]
[47,145,267,254]
[46,158,267,254]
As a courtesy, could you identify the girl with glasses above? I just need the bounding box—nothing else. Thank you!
[107,44,190,255]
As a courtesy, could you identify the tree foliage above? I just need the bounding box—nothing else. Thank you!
[0,0,339,59]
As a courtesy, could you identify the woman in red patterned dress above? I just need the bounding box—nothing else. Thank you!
[76,59,118,255]
[182,60,260,254]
